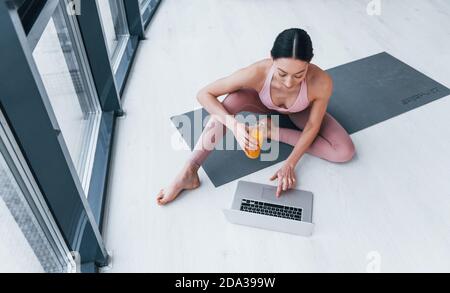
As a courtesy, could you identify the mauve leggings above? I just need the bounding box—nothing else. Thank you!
[189,88,355,167]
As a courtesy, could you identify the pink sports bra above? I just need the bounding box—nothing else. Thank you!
[258,63,310,113]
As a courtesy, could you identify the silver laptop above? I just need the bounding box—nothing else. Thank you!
[223,180,314,236]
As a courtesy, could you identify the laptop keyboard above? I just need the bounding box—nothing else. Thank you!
[240,199,302,221]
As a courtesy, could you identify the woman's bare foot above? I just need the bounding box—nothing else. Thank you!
[156,162,201,206]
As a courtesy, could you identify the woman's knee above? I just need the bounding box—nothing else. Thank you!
[329,139,356,163]
[222,89,258,115]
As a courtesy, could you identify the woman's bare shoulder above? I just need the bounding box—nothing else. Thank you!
[197,59,271,98]
[307,63,333,101]
[245,58,272,92]
[251,58,273,73]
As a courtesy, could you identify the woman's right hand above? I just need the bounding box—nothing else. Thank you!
[231,122,259,152]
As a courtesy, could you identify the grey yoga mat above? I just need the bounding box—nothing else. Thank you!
[170,52,450,187]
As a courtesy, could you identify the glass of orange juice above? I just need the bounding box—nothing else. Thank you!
[244,126,264,159]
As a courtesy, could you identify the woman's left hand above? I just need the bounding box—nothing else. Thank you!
[270,162,297,197]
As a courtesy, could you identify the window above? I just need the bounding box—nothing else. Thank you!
[17,0,48,34]
[32,1,102,196]
[139,0,150,10]
[1,0,161,272]
[97,0,130,72]
[0,110,74,273]
[140,0,159,27]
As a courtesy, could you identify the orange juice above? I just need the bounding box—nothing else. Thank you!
[244,128,264,159]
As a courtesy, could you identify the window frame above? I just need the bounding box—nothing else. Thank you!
[0,108,76,273]
[0,0,162,272]
[31,0,103,195]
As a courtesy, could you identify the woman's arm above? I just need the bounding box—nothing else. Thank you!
[196,64,263,150]
[196,65,261,131]
[286,75,333,168]
[270,74,333,197]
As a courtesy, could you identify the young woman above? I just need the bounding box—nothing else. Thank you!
[157,28,355,205]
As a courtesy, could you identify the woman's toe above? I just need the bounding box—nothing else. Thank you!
[157,198,166,205]
[156,190,165,203]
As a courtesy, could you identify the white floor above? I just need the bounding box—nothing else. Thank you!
[101,0,450,273]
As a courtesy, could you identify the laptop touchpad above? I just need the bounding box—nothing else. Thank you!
[261,186,297,203]
[261,187,278,200]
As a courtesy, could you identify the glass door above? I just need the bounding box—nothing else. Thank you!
[31,0,102,196]
[96,0,131,73]
[139,0,159,27]
[139,0,151,11]
[0,110,75,273]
